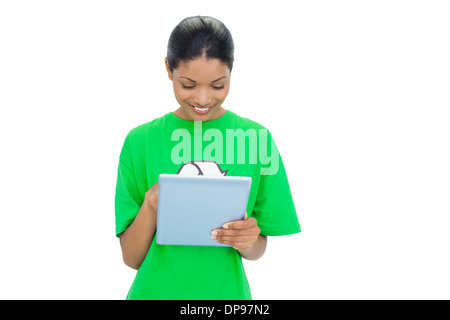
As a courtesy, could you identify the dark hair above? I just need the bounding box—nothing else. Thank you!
[167,16,234,73]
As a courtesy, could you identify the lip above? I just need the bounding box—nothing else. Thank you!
[189,103,214,115]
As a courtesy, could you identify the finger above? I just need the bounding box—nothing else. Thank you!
[213,235,258,246]
[212,226,260,243]
[222,220,246,230]
[211,229,250,239]
[214,231,257,241]
[216,226,258,237]
[211,228,256,242]
[221,212,249,230]
[223,216,257,230]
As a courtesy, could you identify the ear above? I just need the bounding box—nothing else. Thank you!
[165,57,173,80]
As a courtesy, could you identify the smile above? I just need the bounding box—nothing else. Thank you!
[190,104,214,114]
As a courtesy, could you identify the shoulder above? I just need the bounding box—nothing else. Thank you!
[128,115,166,136]
[125,113,170,142]
[120,114,171,153]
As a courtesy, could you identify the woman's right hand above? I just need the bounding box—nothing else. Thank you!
[145,182,159,213]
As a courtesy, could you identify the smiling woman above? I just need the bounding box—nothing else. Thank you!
[115,15,300,300]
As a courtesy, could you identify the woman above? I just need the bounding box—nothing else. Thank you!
[115,16,300,299]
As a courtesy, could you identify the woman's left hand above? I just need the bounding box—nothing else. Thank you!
[211,213,261,251]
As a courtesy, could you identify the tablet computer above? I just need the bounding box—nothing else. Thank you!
[156,174,252,247]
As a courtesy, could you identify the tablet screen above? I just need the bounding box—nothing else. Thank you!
[156,174,251,246]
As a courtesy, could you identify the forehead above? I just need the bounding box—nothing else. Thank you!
[174,57,230,81]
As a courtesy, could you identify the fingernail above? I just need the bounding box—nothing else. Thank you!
[223,224,229,229]
[211,230,218,239]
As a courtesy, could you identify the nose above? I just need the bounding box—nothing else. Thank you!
[193,88,212,107]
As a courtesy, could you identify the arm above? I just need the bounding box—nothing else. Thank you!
[119,183,158,270]
[211,214,267,261]
[236,234,267,261]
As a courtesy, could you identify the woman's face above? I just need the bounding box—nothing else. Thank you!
[166,57,231,122]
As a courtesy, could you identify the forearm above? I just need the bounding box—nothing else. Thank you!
[237,235,267,261]
[119,198,157,270]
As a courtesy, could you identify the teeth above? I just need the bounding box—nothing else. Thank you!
[194,106,209,111]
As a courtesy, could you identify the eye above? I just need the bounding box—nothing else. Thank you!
[212,85,225,90]
[181,84,195,89]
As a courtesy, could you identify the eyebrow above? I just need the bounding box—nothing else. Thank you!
[180,76,227,83]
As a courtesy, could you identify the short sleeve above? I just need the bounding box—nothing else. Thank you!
[114,135,143,237]
[252,152,301,236]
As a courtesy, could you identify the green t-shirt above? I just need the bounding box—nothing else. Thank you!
[115,110,300,300]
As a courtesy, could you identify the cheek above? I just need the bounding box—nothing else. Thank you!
[217,88,230,101]
[215,85,230,101]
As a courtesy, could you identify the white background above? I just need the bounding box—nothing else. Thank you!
[0,0,449,299]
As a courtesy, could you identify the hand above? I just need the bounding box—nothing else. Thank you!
[211,213,261,251]
[144,182,159,213]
